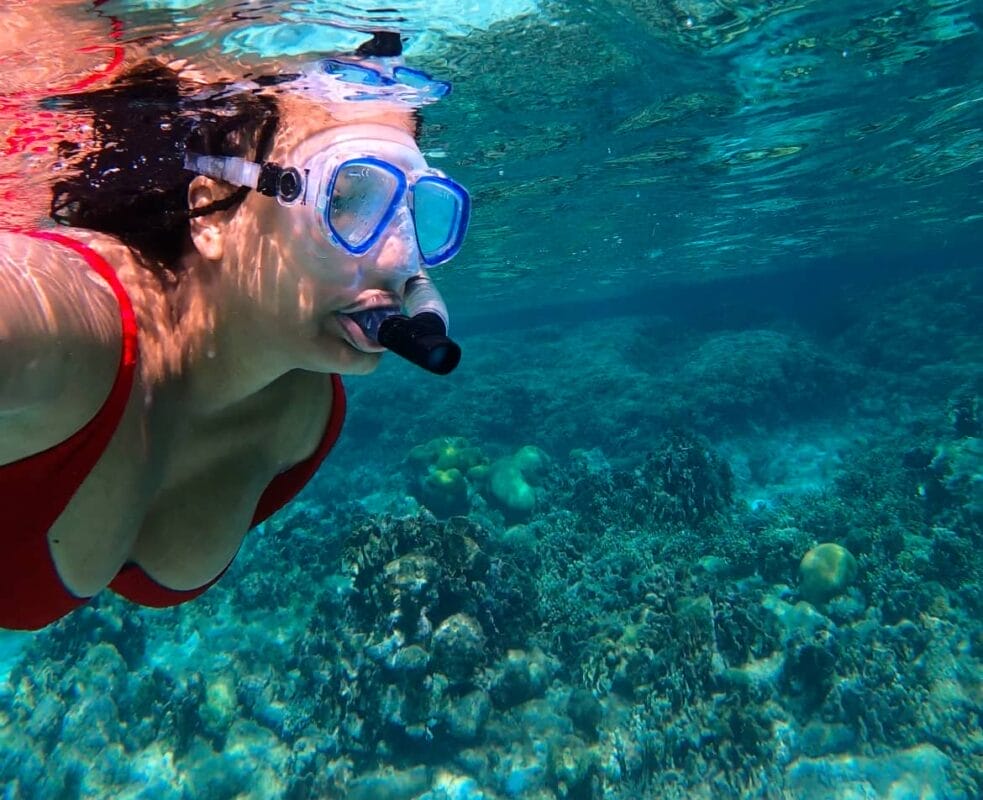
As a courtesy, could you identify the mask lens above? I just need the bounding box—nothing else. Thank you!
[321,60,384,86]
[328,159,402,251]
[413,177,469,264]
[393,66,452,98]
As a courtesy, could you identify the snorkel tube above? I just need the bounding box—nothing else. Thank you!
[342,273,459,374]
[378,274,461,375]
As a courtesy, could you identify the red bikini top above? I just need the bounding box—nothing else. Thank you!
[0,231,345,629]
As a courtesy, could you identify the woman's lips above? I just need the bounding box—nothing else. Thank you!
[336,311,390,353]
[333,295,402,354]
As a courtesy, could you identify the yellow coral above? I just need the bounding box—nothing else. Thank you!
[407,437,488,518]
[799,543,858,604]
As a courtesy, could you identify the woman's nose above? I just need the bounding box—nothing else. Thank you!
[371,211,420,279]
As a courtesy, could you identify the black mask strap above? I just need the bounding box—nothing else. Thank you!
[355,31,403,57]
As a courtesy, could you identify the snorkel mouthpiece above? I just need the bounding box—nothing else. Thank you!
[377,312,461,375]
[353,273,461,375]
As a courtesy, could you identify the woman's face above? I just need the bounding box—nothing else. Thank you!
[220,95,426,375]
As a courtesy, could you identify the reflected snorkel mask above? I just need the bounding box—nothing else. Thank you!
[182,33,467,374]
[306,57,451,105]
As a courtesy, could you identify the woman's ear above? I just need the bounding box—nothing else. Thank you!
[188,175,227,262]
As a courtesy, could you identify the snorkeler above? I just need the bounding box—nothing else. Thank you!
[0,31,469,630]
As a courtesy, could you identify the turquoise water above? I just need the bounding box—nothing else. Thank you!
[1,1,981,798]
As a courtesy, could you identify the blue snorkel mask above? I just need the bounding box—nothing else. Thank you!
[184,124,470,267]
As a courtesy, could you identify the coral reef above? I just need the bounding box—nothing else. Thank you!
[2,426,979,800]
[1,263,981,800]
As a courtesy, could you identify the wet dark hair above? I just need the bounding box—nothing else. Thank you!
[49,61,279,271]
[49,32,422,274]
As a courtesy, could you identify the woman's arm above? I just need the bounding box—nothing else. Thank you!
[0,232,122,463]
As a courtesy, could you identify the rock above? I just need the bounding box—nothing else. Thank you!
[346,766,431,800]
[390,644,430,675]
[432,614,486,683]
[795,722,857,758]
[786,744,959,800]
[566,688,603,740]
[490,649,549,709]
[549,735,596,796]
[419,771,491,800]
[442,690,491,743]
[25,696,65,750]
[200,673,237,742]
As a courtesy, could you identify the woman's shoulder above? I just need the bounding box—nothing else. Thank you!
[0,227,132,463]
[1,227,130,264]
[2,228,157,300]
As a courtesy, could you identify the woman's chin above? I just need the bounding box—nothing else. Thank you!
[314,313,384,374]
[314,337,382,375]
[337,346,382,375]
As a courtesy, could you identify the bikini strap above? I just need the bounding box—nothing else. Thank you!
[0,231,138,629]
